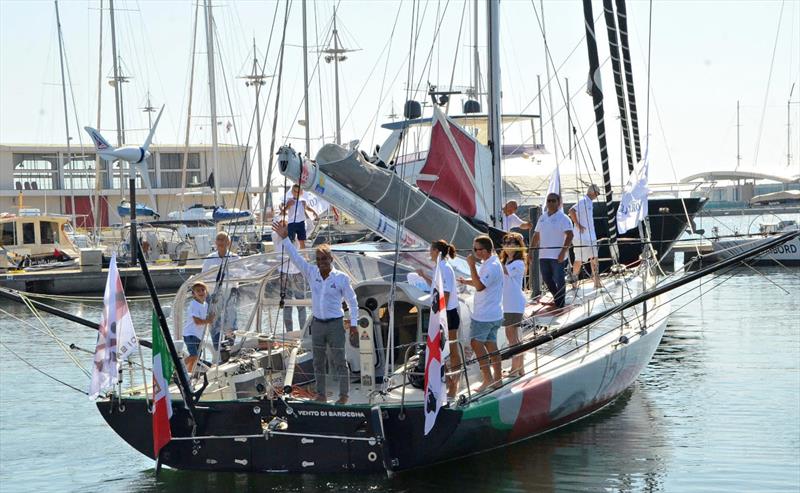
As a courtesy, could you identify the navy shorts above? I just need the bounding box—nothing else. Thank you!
[184,335,201,356]
[287,221,307,241]
[446,308,461,331]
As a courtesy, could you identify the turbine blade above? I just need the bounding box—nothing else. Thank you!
[142,104,165,151]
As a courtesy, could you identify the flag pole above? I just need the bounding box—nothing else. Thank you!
[135,238,198,423]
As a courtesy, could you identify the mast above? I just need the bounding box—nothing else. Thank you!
[263,0,291,217]
[203,0,221,205]
[245,38,267,190]
[93,0,104,235]
[540,0,559,164]
[108,0,124,147]
[333,12,341,145]
[602,0,635,173]
[537,75,543,145]
[614,0,643,162]
[179,1,200,213]
[473,0,480,104]
[486,0,503,226]
[789,88,792,169]
[302,0,311,156]
[54,1,76,224]
[566,77,572,160]
[581,0,619,260]
[737,100,741,170]
[322,9,355,146]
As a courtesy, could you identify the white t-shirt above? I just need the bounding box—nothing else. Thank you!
[184,299,208,338]
[202,252,240,273]
[534,210,573,260]
[472,255,504,322]
[502,259,526,314]
[437,260,459,311]
[502,213,524,232]
[570,195,596,244]
[283,192,308,224]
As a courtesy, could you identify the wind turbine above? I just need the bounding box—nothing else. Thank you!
[84,105,164,213]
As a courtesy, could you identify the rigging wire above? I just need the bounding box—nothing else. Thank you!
[0,340,89,396]
[747,0,787,172]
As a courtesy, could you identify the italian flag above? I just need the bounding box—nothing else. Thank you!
[151,311,173,458]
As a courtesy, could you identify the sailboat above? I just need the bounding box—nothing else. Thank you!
[1,0,797,477]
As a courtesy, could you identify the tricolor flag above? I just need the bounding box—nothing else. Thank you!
[89,253,139,399]
[542,165,561,210]
[616,152,650,234]
[151,311,174,457]
[423,257,449,435]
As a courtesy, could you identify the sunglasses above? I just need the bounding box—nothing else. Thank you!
[546,198,558,203]
[502,239,519,245]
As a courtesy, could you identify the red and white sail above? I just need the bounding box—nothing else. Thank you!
[89,253,139,399]
[424,257,450,435]
[416,106,494,225]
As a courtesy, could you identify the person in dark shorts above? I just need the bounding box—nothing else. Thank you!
[416,239,462,397]
[183,281,215,373]
[281,184,319,249]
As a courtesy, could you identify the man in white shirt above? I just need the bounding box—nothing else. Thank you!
[532,193,574,308]
[501,200,532,232]
[272,220,359,404]
[201,231,240,351]
[458,235,504,391]
[568,184,601,288]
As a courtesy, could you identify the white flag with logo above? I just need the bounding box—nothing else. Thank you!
[616,153,650,234]
[424,258,449,435]
[89,253,139,399]
[541,165,561,210]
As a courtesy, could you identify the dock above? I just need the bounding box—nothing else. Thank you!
[0,264,202,295]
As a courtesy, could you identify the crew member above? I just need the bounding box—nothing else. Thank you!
[568,184,601,288]
[459,235,504,391]
[272,220,358,404]
[531,193,574,309]
[281,184,319,249]
[501,200,532,232]
[202,231,240,352]
[415,239,462,398]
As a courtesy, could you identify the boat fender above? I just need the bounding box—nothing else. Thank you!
[302,461,315,468]
[301,438,314,444]
[618,335,629,345]
[235,459,248,466]
[367,451,378,462]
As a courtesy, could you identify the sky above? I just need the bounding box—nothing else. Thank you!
[1,0,798,187]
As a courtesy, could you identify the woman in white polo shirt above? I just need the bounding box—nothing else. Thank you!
[458,235,504,391]
[500,232,527,377]
[416,239,462,397]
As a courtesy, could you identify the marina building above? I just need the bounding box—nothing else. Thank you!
[0,143,254,228]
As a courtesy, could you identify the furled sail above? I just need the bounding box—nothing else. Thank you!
[415,106,494,225]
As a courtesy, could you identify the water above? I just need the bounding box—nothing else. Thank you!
[1,216,798,492]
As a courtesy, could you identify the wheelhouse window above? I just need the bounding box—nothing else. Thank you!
[40,221,58,244]
[22,223,35,244]
[1,223,16,246]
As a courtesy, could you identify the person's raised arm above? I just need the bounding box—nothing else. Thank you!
[272,221,314,280]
